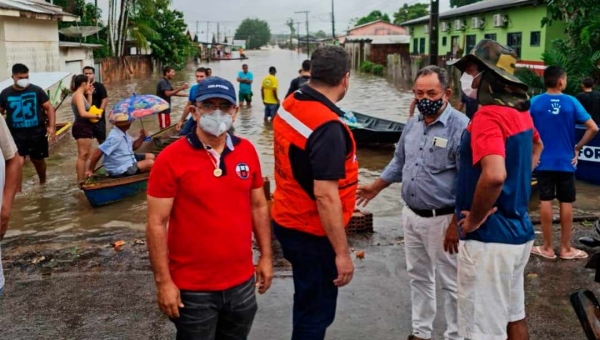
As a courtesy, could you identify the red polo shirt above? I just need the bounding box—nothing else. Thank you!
[147,133,264,291]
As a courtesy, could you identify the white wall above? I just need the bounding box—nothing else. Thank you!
[0,17,60,80]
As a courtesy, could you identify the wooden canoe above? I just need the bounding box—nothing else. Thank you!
[80,125,180,207]
[348,111,406,146]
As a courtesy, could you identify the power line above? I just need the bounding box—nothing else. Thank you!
[295,11,310,58]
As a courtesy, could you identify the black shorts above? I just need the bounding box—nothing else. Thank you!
[72,120,94,140]
[92,119,106,142]
[537,171,576,203]
[10,127,48,160]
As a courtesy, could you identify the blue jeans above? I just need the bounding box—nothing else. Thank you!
[273,222,338,340]
[172,277,258,340]
[179,118,196,136]
[264,104,280,119]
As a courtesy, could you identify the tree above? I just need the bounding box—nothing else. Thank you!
[315,30,327,39]
[234,18,271,49]
[393,3,429,25]
[147,0,194,69]
[450,0,484,7]
[54,0,111,58]
[538,0,600,94]
[355,10,391,27]
[285,18,296,48]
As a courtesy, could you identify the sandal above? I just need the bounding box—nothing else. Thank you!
[531,246,557,260]
[560,249,589,260]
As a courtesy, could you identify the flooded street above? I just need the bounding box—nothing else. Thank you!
[8,48,413,237]
[2,49,600,339]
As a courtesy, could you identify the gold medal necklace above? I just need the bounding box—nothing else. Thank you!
[204,147,222,177]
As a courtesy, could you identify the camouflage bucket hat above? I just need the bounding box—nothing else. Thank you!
[447,39,527,91]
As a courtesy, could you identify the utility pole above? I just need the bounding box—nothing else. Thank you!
[429,0,439,65]
[295,11,310,57]
[195,21,199,39]
[295,22,301,54]
[206,22,209,42]
[331,0,336,42]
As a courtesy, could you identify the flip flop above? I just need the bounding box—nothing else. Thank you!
[560,249,589,260]
[531,246,557,260]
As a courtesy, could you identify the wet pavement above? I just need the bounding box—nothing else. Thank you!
[1,48,600,338]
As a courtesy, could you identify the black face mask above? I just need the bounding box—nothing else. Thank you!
[416,98,445,117]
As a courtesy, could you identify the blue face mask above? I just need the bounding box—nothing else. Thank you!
[199,110,233,137]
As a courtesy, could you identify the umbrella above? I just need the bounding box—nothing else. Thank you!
[108,94,169,124]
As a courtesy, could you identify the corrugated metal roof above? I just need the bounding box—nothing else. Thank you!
[345,35,411,45]
[0,0,78,20]
[347,20,404,32]
[401,0,536,25]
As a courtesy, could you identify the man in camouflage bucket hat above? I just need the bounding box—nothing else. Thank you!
[449,39,544,340]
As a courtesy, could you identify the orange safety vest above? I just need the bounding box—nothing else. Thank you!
[272,95,359,236]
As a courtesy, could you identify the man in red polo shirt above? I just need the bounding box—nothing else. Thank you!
[146,77,273,340]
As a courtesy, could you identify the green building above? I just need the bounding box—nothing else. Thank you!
[401,0,565,71]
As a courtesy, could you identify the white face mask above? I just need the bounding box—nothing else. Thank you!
[460,73,477,100]
[16,78,29,88]
[199,110,233,137]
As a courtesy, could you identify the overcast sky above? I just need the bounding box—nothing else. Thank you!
[95,0,451,38]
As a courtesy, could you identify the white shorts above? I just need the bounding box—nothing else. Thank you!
[457,240,534,340]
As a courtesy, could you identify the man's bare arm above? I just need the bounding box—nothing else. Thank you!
[146,196,175,285]
[42,101,56,128]
[87,149,103,173]
[100,98,108,112]
[576,118,599,151]
[314,179,353,287]
[532,138,544,171]
[250,187,273,294]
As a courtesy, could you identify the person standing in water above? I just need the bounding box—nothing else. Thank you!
[0,63,56,186]
[70,74,102,183]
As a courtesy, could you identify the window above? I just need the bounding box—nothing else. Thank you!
[507,32,522,58]
[442,36,447,47]
[419,37,426,54]
[413,38,418,54]
[484,33,497,41]
[466,35,477,53]
[530,31,541,47]
[451,35,460,56]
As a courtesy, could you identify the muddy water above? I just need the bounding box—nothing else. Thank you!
[7,48,599,238]
[7,48,413,237]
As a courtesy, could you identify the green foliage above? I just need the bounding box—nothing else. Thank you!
[315,30,328,39]
[355,10,391,27]
[234,18,271,49]
[360,61,373,73]
[514,68,545,95]
[393,3,429,25]
[147,0,194,69]
[450,0,484,8]
[540,0,600,94]
[54,0,110,58]
[372,64,384,76]
[360,61,384,76]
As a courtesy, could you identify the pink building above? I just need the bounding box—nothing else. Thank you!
[347,20,407,36]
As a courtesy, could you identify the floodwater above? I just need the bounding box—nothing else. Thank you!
[6,47,600,239]
[7,48,414,237]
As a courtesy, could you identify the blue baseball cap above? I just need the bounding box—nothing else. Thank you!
[194,76,237,105]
